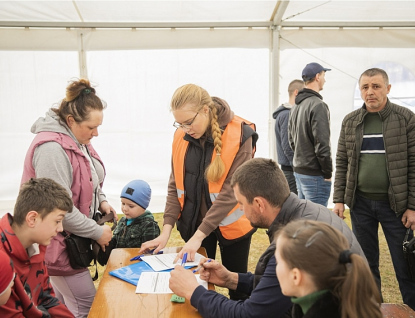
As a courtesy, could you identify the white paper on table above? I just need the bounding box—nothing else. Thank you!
[141,252,204,272]
[135,272,208,294]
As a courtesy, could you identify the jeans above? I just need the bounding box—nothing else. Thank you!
[283,170,297,195]
[294,172,331,207]
[202,231,252,301]
[351,194,415,310]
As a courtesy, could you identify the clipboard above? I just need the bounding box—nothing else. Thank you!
[109,261,169,286]
[109,261,193,286]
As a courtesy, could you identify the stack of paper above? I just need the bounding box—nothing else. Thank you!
[109,252,207,291]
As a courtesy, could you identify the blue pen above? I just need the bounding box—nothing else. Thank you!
[130,249,163,261]
[181,253,188,267]
[192,259,212,273]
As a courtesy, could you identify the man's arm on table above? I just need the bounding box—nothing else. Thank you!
[191,256,292,318]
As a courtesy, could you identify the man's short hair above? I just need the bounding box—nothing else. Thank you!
[13,178,73,226]
[231,158,290,208]
[359,68,389,86]
[288,79,305,97]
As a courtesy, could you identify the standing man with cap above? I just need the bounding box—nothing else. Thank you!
[289,62,333,207]
[273,79,304,194]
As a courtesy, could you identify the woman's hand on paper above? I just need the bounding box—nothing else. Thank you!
[169,265,199,299]
[174,230,206,263]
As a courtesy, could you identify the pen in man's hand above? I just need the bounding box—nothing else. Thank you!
[181,253,188,267]
[130,249,163,261]
[192,259,212,273]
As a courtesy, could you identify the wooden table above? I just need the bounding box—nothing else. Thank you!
[88,247,212,318]
[381,303,415,317]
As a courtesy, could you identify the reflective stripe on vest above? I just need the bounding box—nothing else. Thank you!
[172,115,255,240]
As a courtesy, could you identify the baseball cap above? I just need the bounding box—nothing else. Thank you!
[302,62,331,81]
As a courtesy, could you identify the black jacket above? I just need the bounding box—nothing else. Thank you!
[288,88,332,179]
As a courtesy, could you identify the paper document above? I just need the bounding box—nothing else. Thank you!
[141,252,204,272]
[135,272,207,294]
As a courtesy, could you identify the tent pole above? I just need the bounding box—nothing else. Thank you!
[269,25,280,161]
[78,30,88,79]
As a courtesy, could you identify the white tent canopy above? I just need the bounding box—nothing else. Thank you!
[1,0,415,213]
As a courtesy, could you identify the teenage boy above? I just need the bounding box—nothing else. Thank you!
[0,178,74,317]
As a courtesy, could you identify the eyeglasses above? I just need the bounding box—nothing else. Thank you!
[173,111,199,130]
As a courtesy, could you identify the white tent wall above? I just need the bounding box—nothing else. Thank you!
[1,25,415,214]
[0,28,271,215]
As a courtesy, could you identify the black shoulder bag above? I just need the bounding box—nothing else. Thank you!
[62,147,117,279]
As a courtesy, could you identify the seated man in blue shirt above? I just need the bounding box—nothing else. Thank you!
[169,158,365,318]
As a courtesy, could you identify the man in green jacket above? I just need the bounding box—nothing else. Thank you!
[333,67,415,310]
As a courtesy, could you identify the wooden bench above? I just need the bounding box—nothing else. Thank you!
[381,303,415,317]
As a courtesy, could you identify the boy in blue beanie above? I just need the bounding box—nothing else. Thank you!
[97,180,160,265]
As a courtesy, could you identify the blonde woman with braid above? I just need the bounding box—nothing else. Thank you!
[275,219,382,318]
[141,83,258,300]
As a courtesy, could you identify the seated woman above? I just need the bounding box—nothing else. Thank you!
[274,219,382,318]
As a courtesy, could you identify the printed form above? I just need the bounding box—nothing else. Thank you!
[135,272,208,294]
[141,253,204,272]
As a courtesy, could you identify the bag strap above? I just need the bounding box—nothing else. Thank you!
[405,228,412,243]
[96,211,118,230]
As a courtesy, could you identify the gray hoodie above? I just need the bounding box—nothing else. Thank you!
[29,109,104,239]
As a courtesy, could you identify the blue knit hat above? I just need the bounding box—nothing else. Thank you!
[120,180,151,210]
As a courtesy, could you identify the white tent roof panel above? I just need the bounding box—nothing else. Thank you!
[2,1,415,28]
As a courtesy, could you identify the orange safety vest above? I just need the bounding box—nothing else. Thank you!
[172,115,255,241]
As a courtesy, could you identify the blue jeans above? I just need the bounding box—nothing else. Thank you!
[351,194,415,310]
[294,173,331,207]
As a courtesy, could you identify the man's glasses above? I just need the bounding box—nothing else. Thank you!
[173,111,199,130]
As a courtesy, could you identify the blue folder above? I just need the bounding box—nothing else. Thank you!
[109,261,192,286]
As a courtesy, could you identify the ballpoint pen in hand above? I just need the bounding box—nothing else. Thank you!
[130,249,163,261]
[181,253,188,267]
[192,259,212,273]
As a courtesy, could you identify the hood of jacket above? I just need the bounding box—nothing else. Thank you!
[212,96,234,128]
[272,103,292,119]
[295,88,323,105]
[31,109,80,147]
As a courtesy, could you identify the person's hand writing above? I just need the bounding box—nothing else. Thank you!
[96,224,112,252]
[402,209,415,230]
[174,230,205,263]
[332,203,345,220]
[199,258,238,290]
[169,265,199,300]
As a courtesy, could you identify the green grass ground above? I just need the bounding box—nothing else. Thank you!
[92,210,402,303]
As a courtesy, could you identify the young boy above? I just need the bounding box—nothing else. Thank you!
[0,178,74,317]
[0,250,14,306]
[97,179,160,265]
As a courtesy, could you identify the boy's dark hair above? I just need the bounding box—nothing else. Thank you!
[13,178,73,225]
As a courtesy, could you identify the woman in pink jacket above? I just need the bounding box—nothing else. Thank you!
[21,79,116,318]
